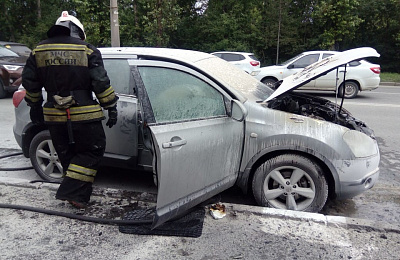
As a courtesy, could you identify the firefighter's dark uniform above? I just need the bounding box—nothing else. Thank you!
[22,32,118,205]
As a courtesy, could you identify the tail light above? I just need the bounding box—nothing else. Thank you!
[13,89,26,108]
[370,67,381,74]
[250,61,260,66]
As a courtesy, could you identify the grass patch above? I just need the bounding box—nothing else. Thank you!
[380,72,400,82]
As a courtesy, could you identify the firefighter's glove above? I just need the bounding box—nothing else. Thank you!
[106,106,118,128]
[30,106,44,125]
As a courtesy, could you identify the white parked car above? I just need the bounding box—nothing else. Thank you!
[255,50,381,98]
[211,51,260,76]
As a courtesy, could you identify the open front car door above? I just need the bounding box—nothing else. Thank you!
[133,62,246,229]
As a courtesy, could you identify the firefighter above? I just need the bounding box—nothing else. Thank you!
[22,11,119,209]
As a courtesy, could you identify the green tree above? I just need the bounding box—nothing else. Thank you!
[352,0,400,72]
[0,0,38,43]
[312,0,362,50]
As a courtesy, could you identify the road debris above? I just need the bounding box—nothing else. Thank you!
[209,203,226,219]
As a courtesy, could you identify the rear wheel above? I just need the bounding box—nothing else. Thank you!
[29,130,64,182]
[261,78,278,89]
[252,154,328,212]
[338,81,359,99]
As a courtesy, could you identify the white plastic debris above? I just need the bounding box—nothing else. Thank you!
[209,203,226,219]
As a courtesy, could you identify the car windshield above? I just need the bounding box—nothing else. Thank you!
[7,45,31,57]
[0,46,19,58]
[279,53,304,66]
[196,57,273,102]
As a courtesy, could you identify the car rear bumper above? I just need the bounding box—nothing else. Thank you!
[360,77,380,91]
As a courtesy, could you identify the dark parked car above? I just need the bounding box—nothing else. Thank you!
[0,46,27,98]
[13,47,380,228]
[0,41,31,57]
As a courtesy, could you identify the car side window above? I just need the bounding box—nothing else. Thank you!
[103,59,131,95]
[138,66,226,124]
[292,54,319,68]
[222,53,244,62]
[349,61,361,67]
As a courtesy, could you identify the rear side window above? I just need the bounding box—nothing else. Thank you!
[249,55,259,61]
[322,53,334,59]
[349,61,361,67]
[322,53,360,66]
[103,59,132,95]
[138,66,226,123]
[222,53,244,61]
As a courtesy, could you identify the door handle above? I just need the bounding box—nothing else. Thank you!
[162,139,187,148]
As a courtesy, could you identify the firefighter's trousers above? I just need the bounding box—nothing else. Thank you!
[48,121,106,203]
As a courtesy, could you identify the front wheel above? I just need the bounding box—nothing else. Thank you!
[261,78,278,90]
[338,81,359,99]
[252,154,328,212]
[29,130,64,182]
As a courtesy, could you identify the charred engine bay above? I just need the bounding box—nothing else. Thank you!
[266,93,375,137]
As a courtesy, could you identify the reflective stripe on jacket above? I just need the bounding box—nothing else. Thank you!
[22,35,118,123]
[43,105,104,123]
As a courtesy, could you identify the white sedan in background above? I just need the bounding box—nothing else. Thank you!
[255,50,381,98]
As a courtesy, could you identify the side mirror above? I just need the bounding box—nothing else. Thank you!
[231,99,247,122]
[287,64,295,69]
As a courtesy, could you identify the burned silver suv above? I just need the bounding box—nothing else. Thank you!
[13,47,380,228]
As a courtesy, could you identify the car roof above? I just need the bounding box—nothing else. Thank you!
[99,47,250,102]
[99,47,213,63]
[211,51,254,55]
[0,41,24,45]
[301,50,339,55]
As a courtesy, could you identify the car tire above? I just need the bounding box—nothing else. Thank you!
[29,130,64,182]
[338,81,359,99]
[252,154,328,212]
[261,78,278,89]
[0,81,7,99]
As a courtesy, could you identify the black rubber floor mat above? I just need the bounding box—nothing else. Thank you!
[119,207,205,238]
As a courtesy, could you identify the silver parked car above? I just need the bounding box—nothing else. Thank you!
[255,50,381,98]
[13,47,380,228]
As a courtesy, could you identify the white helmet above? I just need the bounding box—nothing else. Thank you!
[55,11,86,40]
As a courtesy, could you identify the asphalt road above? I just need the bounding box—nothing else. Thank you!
[1,85,399,223]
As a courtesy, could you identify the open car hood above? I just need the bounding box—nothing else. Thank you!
[264,47,380,102]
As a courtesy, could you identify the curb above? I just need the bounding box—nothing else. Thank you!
[380,82,400,86]
[225,203,400,234]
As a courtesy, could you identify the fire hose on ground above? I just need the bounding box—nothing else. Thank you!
[0,151,153,225]
[0,152,34,171]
